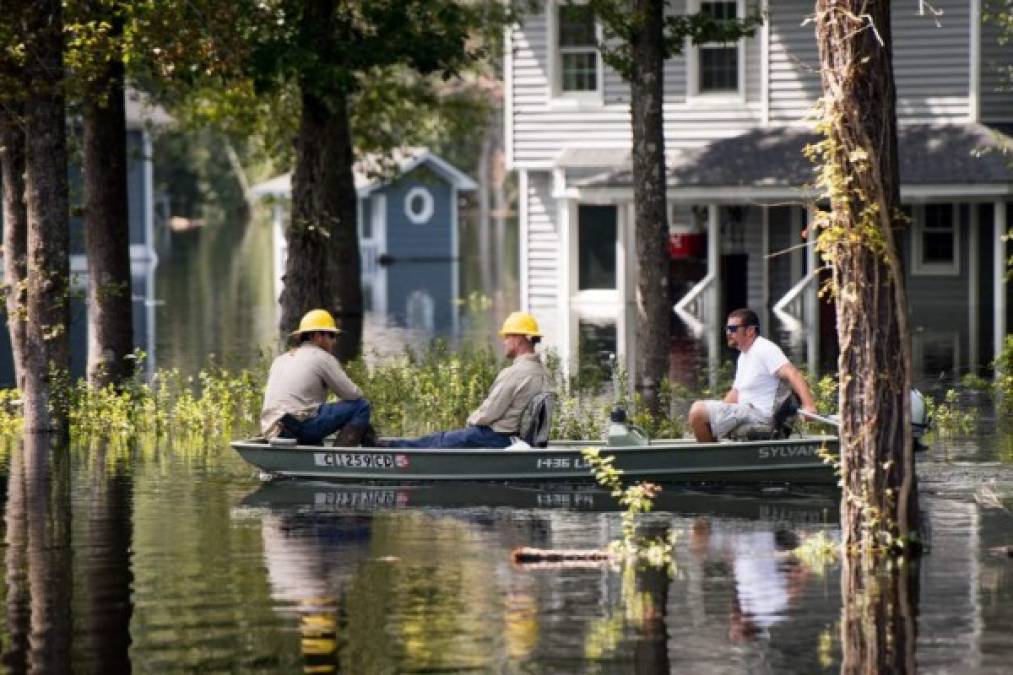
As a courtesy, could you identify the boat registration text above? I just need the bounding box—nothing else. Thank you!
[314,452,395,469]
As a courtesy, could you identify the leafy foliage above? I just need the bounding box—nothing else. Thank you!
[587,0,763,80]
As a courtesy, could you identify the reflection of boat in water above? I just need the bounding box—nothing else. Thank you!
[231,435,839,484]
[240,481,840,525]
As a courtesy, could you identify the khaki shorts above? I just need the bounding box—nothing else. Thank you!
[703,401,772,438]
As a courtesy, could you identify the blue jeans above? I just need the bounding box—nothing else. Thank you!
[280,399,371,445]
[385,425,511,449]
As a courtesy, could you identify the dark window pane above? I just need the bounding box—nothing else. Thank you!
[701,1,737,20]
[559,5,595,47]
[922,205,954,263]
[562,52,597,91]
[701,46,738,91]
[578,205,616,290]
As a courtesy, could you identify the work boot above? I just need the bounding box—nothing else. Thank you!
[333,424,367,447]
[361,424,381,447]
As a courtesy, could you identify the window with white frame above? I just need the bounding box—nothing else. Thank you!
[690,0,744,97]
[912,203,959,276]
[557,3,599,94]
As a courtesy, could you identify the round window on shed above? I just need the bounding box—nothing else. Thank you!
[404,186,434,225]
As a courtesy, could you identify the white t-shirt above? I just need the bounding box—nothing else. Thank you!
[733,335,789,414]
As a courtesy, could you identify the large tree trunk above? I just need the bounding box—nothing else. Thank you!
[279,0,362,361]
[84,9,134,388]
[22,0,71,435]
[630,0,671,415]
[814,1,919,553]
[0,104,29,392]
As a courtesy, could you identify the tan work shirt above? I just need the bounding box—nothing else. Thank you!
[260,343,363,437]
[467,353,552,434]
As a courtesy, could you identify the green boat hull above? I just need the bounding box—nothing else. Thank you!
[231,435,840,484]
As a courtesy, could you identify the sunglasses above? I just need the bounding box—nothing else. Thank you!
[725,324,752,333]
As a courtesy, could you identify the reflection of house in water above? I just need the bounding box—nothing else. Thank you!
[253,148,477,336]
[0,91,162,386]
[505,1,1012,384]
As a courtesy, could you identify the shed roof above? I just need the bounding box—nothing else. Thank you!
[252,146,478,199]
[572,124,1013,191]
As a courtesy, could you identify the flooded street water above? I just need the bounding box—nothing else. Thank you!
[0,216,1010,672]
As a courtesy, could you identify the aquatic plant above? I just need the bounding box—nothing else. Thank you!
[924,389,977,438]
[994,335,1013,422]
[793,530,840,577]
[580,448,675,566]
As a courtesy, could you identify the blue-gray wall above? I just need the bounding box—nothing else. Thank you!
[377,165,456,332]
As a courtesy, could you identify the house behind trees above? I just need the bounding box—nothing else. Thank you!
[506,0,1012,382]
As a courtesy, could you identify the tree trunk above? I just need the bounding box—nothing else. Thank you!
[0,104,29,392]
[84,11,134,388]
[814,1,919,553]
[280,0,362,361]
[630,0,671,415]
[840,554,919,674]
[22,0,71,435]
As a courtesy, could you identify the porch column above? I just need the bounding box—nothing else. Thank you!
[760,205,770,333]
[996,200,1008,370]
[805,204,820,376]
[556,173,574,381]
[707,203,721,392]
[968,203,979,375]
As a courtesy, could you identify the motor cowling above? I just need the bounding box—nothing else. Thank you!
[911,388,930,438]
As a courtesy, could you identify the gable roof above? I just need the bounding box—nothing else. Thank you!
[252,146,478,199]
[572,123,1013,194]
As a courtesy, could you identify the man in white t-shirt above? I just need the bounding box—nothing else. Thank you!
[688,308,816,442]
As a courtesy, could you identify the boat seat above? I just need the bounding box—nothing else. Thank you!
[519,391,556,448]
[726,382,800,441]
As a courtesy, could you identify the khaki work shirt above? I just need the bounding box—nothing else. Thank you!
[466,353,552,434]
[260,343,363,437]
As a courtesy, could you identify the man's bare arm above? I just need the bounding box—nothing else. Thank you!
[775,363,816,412]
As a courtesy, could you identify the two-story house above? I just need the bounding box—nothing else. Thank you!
[506,0,1012,382]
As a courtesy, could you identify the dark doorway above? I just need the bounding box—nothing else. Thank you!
[721,253,749,317]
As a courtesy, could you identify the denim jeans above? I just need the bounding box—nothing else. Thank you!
[385,425,511,449]
[280,398,371,445]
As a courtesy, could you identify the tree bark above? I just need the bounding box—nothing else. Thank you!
[22,0,71,435]
[0,104,28,392]
[280,0,362,361]
[84,9,134,387]
[814,1,919,553]
[630,0,671,415]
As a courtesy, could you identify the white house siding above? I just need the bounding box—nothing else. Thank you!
[981,11,1013,121]
[525,171,561,340]
[509,1,764,167]
[893,1,971,120]
[767,0,971,124]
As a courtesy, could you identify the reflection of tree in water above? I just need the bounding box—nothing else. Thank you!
[841,556,919,675]
[2,434,73,672]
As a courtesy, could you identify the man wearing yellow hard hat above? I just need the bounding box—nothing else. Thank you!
[260,309,373,447]
[384,311,552,448]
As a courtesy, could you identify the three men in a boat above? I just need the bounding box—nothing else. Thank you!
[260,309,374,447]
[382,311,553,448]
[688,308,817,442]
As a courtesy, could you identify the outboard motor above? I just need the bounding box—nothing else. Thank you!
[911,388,930,450]
[603,353,650,447]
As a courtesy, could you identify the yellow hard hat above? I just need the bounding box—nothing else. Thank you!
[291,309,340,335]
[498,311,542,337]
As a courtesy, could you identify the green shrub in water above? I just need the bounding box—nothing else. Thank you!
[925,389,977,438]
